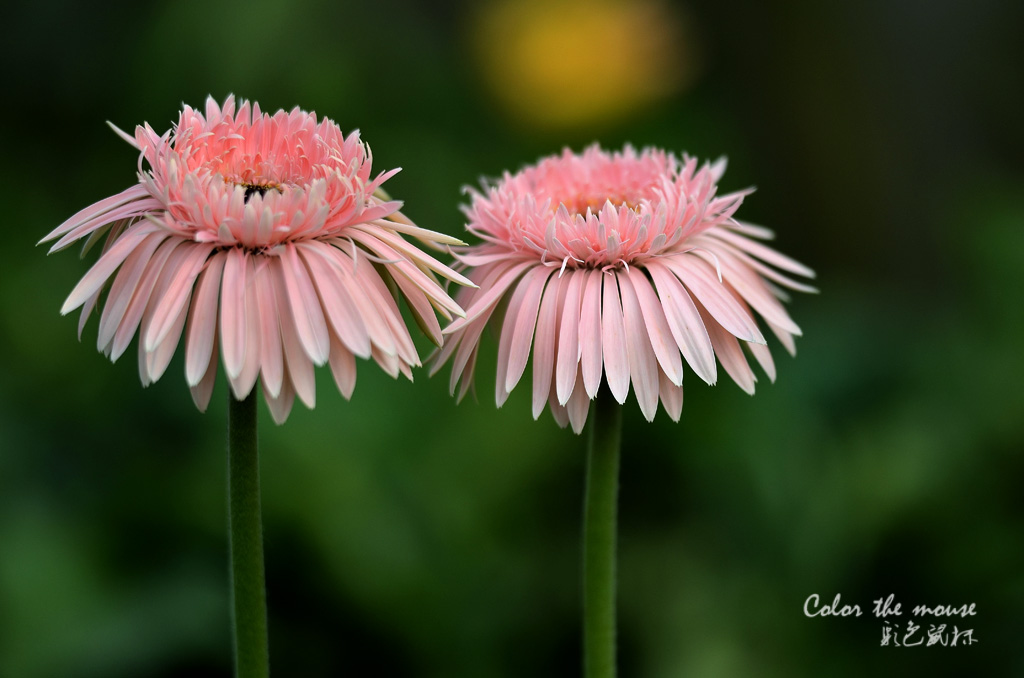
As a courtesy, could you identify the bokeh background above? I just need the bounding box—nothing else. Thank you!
[2,0,1023,675]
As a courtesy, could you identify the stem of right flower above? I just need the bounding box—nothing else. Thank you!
[583,394,623,678]
[228,390,269,678]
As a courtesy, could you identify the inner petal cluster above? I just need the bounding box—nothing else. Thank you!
[462,144,743,271]
[124,96,398,251]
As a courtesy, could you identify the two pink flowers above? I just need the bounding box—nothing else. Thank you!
[41,96,814,429]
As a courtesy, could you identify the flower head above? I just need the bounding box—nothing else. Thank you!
[42,95,470,423]
[431,144,815,433]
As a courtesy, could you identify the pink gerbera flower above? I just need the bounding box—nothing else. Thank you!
[431,144,815,433]
[41,95,470,423]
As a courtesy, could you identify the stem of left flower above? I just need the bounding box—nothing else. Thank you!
[583,394,623,678]
[228,389,269,678]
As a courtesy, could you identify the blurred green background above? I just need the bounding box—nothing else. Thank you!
[2,0,1023,675]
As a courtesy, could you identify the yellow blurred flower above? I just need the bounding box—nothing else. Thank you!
[470,0,697,129]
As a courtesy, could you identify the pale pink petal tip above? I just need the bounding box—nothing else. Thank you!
[44,95,470,423]
[431,144,814,433]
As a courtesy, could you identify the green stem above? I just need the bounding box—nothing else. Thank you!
[228,390,269,678]
[583,395,623,678]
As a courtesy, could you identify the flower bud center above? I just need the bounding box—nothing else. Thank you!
[562,193,638,216]
[239,182,281,203]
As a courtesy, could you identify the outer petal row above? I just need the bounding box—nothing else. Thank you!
[434,233,810,432]
[61,230,458,423]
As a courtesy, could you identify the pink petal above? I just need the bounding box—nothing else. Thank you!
[110,238,183,361]
[189,334,219,412]
[391,268,443,347]
[711,227,816,279]
[145,295,189,382]
[345,228,466,317]
[532,272,566,419]
[365,217,467,246]
[50,198,163,253]
[494,266,539,406]
[298,243,372,358]
[349,223,475,289]
[449,316,489,401]
[229,255,262,400]
[747,339,776,383]
[280,243,330,365]
[566,370,591,434]
[220,248,248,379]
[322,245,405,358]
[328,331,357,399]
[440,262,526,396]
[272,256,316,408]
[145,243,214,351]
[137,333,152,387]
[78,214,125,260]
[106,120,141,149]
[699,304,757,394]
[444,261,532,335]
[455,343,478,403]
[601,272,630,404]
[40,184,151,249]
[253,260,285,398]
[136,240,203,373]
[710,248,803,336]
[767,320,797,356]
[663,255,766,344]
[627,266,683,386]
[452,250,524,268]
[78,288,101,341]
[727,220,775,240]
[185,253,226,386]
[725,244,819,293]
[618,270,659,421]
[579,269,604,398]
[352,257,418,365]
[297,242,371,358]
[548,388,570,429]
[658,369,684,421]
[60,223,157,315]
[372,344,402,379]
[646,261,717,385]
[555,270,585,405]
[505,267,554,394]
[264,377,296,425]
[428,287,476,379]
[98,231,167,351]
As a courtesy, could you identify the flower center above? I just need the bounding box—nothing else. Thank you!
[237,182,282,203]
[560,193,639,216]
